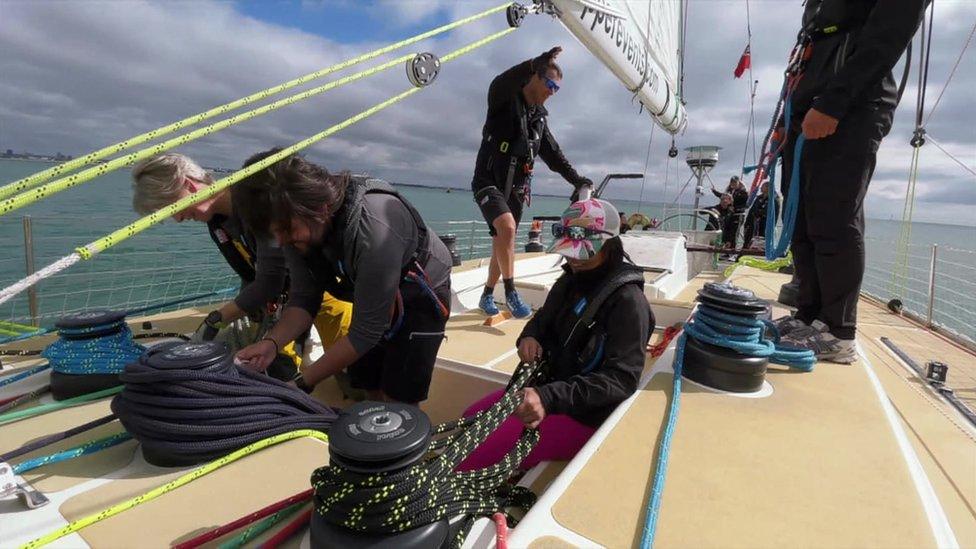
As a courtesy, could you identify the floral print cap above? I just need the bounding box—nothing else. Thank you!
[548,198,621,260]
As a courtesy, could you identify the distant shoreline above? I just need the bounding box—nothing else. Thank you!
[2,159,972,229]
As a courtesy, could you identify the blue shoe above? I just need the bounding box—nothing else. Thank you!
[505,290,532,319]
[479,293,500,316]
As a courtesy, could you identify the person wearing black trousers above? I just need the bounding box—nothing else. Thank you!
[774,0,928,363]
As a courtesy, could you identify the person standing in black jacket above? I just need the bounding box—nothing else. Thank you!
[743,182,781,249]
[472,47,593,320]
[457,199,652,472]
[774,0,927,363]
[711,176,748,247]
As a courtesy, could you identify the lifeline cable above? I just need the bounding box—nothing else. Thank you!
[0,286,235,346]
[0,2,512,204]
[110,342,337,465]
[22,429,330,549]
[0,27,517,309]
[311,361,543,547]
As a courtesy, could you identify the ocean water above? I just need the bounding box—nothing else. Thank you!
[1,159,973,342]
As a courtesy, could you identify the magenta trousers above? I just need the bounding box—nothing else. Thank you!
[455,389,596,472]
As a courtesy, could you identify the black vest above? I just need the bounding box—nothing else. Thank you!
[309,177,431,302]
[207,215,256,283]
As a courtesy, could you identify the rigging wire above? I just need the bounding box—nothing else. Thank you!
[924,17,976,126]
[927,134,976,178]
[637,124,658,215]
[892,1,936,300]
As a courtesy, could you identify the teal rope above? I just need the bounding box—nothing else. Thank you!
[41,321,144,375]
[640,301,815,547]
[639,334,685,549]
[0,364,50,389]
[12,432,132,474]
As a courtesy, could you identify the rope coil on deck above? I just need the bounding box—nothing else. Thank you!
[111,341,337,466]
[312,361,544,547]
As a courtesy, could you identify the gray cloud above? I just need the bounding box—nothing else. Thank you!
[1,0,973,226]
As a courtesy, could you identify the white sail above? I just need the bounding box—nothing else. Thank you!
[546,0,686,133]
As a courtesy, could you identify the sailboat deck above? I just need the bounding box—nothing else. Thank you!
[1,266,974,547]
[542,267,976,547]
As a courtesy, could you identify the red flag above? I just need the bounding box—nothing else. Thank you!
[734,45,751,78]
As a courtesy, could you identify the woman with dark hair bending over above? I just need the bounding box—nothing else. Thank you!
[457,198,653,471]
[233,150,453,405]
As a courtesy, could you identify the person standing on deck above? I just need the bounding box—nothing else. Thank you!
[233,150,453,405]
[743,182,780,249]
[471,47,593,318]
[772,0,928,363]
[131,153,352,381]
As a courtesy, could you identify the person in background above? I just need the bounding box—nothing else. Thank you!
[131,153,352,380]
[471,46,593,319]
[773,0,927,363]
[711,176,748,248]
[233,150,452,404]
[457,198,652,472]
[743,182,780,249]
[619,211,631,234]
[703,193,736,248]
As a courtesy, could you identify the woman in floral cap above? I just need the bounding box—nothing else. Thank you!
[458,198,654,471]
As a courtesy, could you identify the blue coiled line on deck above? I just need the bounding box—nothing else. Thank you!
[41,320,145,375]
[640,303,815,547]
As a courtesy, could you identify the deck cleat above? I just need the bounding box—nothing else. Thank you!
[0,462,50,509]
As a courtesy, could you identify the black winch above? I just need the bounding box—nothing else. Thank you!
[48,309,137,400]
[683,283,771,393]
[311,401,449,549]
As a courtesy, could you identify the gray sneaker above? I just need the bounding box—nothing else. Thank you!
[770,316,826,340]
[782,330,857,364]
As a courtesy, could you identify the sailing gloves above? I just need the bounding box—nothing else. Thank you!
[571,178,595,202]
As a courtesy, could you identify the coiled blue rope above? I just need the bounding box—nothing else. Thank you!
[12,432,133,474]
[41,321,144,375]
[686,306,815,371]
[639,302,815,547]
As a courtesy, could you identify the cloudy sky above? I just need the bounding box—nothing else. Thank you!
[1,0,974,225]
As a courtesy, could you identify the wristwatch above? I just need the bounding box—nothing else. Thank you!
[201,310,223,341]
[291,371,315,394]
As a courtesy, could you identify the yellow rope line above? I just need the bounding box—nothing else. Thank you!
[0,53,412,218]
[76,27,515,259]
[20,430,329,549]
[0,27,516,308]
[0,1,511,204]
[890,147,921,297]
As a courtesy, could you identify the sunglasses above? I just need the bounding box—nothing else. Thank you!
[552,224,611,240]
[544,76,560,93]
